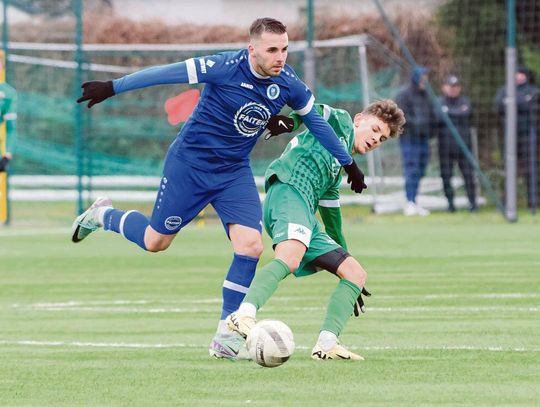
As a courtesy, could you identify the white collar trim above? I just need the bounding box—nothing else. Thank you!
[248,55,270,79]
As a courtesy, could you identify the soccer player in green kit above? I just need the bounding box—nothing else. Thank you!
[226,99,405,360]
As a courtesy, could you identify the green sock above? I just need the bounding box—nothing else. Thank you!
[244,259,290,310]
[321,279,361,337]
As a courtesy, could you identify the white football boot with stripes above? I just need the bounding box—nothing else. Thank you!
[311,342,364,361]
[71,197,113,243]
[225,312,257,339]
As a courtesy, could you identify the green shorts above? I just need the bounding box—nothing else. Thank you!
[263,181,341,277]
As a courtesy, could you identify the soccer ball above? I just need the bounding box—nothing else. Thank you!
[246,319,295,368]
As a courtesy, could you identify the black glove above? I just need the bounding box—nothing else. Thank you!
[77,80,115,108]
[264,115,295,140]
[353,287,371,317]
[343,161,367,193]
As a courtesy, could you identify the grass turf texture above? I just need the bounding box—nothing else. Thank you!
[0,204,539,406]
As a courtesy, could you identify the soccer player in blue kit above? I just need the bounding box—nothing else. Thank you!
[73,18,367,359]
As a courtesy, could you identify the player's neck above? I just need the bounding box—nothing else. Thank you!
[247,55,270,79]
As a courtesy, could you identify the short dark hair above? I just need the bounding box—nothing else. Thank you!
[249,18,287,39]
[362,99,406,138]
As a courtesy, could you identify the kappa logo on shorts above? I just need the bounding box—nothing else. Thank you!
[164,216,183,231]
[288,223,312,245]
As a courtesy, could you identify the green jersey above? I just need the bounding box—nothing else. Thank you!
[265,104,354,213]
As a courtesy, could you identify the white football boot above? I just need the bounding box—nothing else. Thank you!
[208,332,250,360]
[311,342,364,361]
[225,312,256,339]
[71,197,113,243]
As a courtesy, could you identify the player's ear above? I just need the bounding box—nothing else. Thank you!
[353,113,363,126]
[248,43,257,57]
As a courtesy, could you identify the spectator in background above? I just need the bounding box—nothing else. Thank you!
[495,66,540,210]
[395,65,436,216]
[0,152,11,172]
[436,75,477,212]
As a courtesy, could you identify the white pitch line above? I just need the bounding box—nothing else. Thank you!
[10,292,539,312]
[0,340,538,353]
[8,305,540,314]
[12,306,217,313]
[424,293,540,299]
[0,228,70,237]
[11,298,222,308]
[10,300,540,314]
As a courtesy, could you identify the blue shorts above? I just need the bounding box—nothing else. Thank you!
[150,142,262,236]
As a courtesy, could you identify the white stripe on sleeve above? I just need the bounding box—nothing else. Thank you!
[319,199,340,208]
[294,95,315,116]
[185,58,199,84]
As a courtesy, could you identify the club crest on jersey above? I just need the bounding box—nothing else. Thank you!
[234,102,271,137]
[164,216,182,231]
[266,84,280,100]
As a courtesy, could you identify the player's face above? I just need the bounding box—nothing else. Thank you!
[248,32,288,77]
[352,114,391,155]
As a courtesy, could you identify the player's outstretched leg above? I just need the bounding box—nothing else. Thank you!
[225,258,291,339]
[208,332,250,360]
[311,279,364,361]
[71,197,113,243]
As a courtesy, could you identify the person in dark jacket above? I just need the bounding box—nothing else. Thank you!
[436,75,477,212]
[0,152,11,172]
[395,65,436,216]
[495,66,540,209]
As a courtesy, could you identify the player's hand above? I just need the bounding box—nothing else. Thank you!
[343,161,367,193]
[264,115,295,140]
[353,287,371,317]
[77,80,115,108]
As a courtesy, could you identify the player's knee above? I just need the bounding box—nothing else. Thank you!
[354,267,368,287]
[236,238,263,258]
[339,257,367,287]
[280,257,301,274]
[144,236,172,253]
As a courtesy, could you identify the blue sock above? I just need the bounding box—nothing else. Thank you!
[220,253,259,320]
[103,209,148,250]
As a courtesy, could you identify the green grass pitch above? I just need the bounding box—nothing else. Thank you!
[1,204,539,406]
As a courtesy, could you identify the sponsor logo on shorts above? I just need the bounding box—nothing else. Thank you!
[164,216,183,231]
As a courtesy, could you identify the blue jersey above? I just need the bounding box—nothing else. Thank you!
[113,49,352,171]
